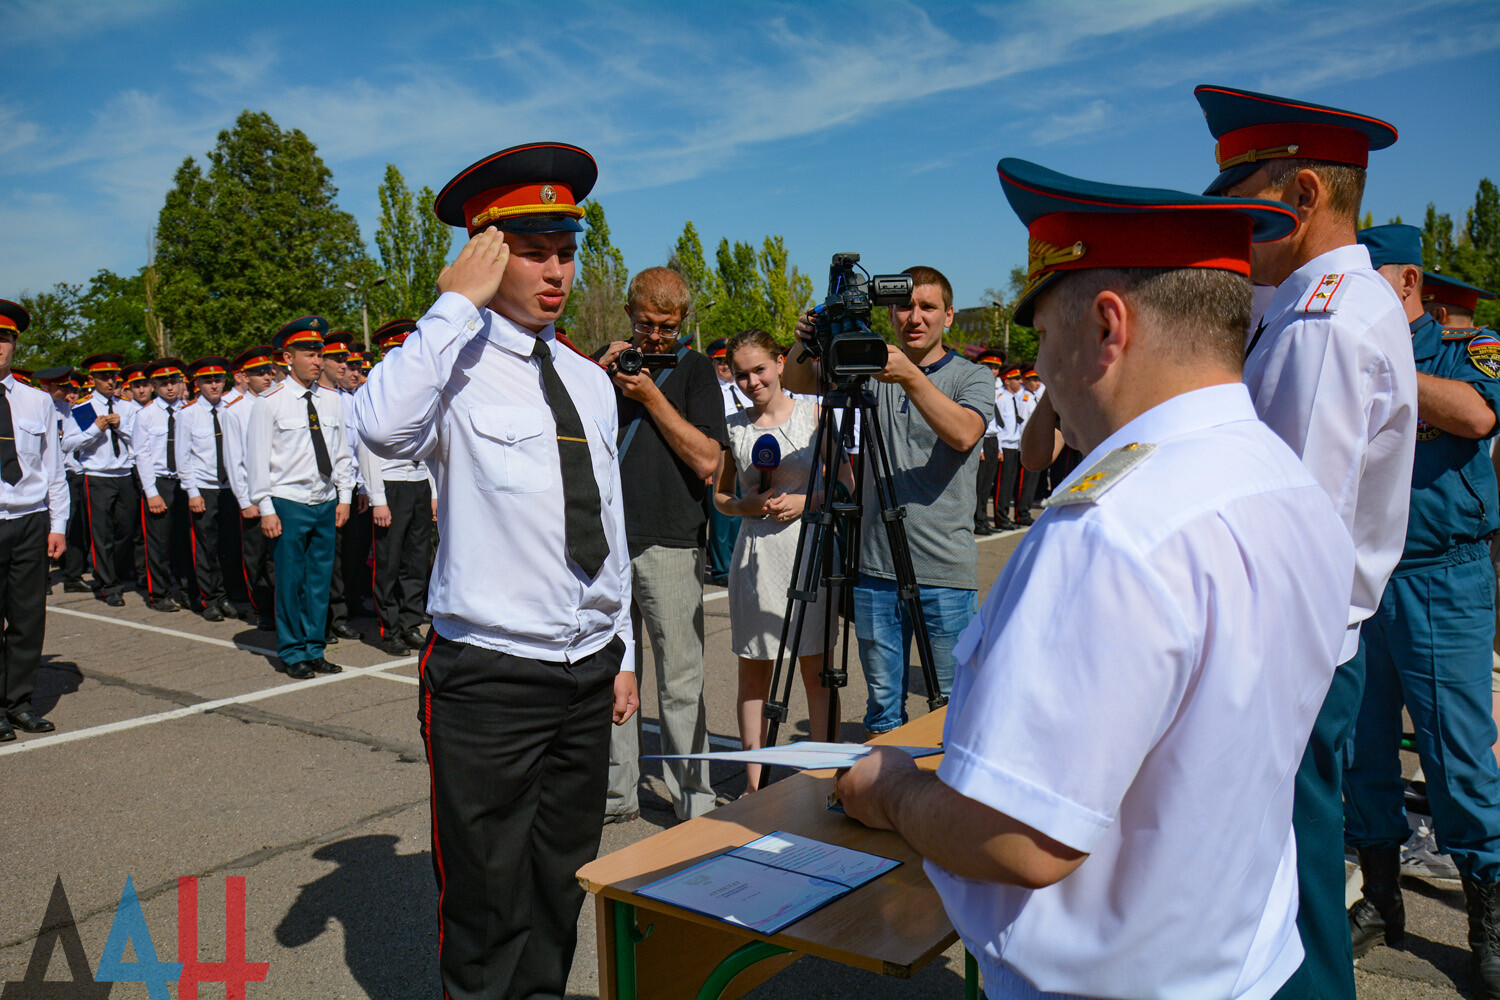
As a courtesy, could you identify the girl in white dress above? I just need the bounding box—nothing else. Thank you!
[713,329,843,792]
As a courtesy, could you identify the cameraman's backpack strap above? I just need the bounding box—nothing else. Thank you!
[617,345,689,460]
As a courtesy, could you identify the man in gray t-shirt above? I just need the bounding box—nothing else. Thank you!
[786,266,990,734]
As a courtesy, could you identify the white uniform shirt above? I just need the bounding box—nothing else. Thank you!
[718,379,752,417]
[338,389,364,493]
[932,384,1353,1000]
[353,291,633,668]
[1244,242,1416,661]
[178,395,230,497]
[1,376,68,531]
[54,399,82,474]
[63,391,137,476]
[245,379,355,512]
[133,397,186,496]
[220,391,260,510]
[996,387,1024,449]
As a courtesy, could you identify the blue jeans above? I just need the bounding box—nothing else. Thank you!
[853,575,976,734]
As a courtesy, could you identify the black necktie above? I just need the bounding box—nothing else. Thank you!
[1245,318,1267,359]
[304,391,333,477]
[106,396,120,456]
[531,338,609,577]
[212,405,226,484]
[165,406,176,473]
[0,385,21,486]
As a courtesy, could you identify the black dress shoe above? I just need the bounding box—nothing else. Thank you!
[149,597,180,613]
[380,636,410,656]
[0,721,14,742]
[312,658,342,674]
[995,518,1019,531]
[7,710,55,733]
[401,628,426,651]
[974,522,994,536]
[63,581,93,593]
[328,621,360,641]
[1016,516,1034,526]
[201,604,225,622]
[257,617,276,632]
[104,593,126,607]
[216,598,242,620]
[285,661,317,680]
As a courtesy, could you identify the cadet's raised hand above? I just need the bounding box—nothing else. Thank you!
[437,227,511,311]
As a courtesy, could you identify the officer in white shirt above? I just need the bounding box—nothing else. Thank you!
[317,331,365,645]
[994,364,1027,528]
[838,159,1352,1000]
[353,142,639,1000]
[134,357,192,612]
[246,318,355,679]
[221,345,277,630]
[179,356,243,623]
[1197,84,1417,1000]
[706,336,750,583]
[974,351,1004,534]
[0,302,68,740]
[362,319,435,657]
[64,354,137,607]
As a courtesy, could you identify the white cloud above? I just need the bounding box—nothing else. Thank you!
[0,0,181,44]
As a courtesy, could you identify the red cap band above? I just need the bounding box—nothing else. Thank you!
[0,317,17,333]
[1215,123,1369,172]
[463,182,583,232]
[1423,282,1481,313]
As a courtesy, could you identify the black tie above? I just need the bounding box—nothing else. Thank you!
[212,405,226,484]
[304,391,333,477]
[0,385,21,486]
[1245,318,1267,359]
[531,338,609,577]
[106,396,120,456]
[165,406,176,473]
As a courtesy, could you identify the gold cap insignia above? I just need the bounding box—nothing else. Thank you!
[540,185,557,205]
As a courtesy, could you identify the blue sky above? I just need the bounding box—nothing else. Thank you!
[3,0,1498,313]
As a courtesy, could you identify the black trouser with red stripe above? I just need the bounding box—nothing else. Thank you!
[238,513,275,621]
[63,471,89,584]
[995,447,1021,524]
[0,512,48,715]
[419,632,623,1000]
[188,487,238,608]
[85,473,137,599]
[372,480,432,639]
[974,439,999,525]
[142,476,190,603]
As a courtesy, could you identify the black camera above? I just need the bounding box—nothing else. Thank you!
[803,252,912,380]
[614,347,678,376]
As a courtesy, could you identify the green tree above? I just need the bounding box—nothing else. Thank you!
[154,110,368,360]
[562,200,630,352]
[76,269,153,361]
[371,163,451,326]
[1360,210,1374,230]
[14,283,83,369]
[757,236,814,342]
[667,221,722,348]
[1422,203,1456,272]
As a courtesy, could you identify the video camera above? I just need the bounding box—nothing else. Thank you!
[614,347,678,376]
[803,252,913,380]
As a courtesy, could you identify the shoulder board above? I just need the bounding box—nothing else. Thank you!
[556,332,607,369]
[263,384,284,397]
[1042,442,1156,508]
[1296,274,1349,314]
[1464,332,1500,379]
[223,395,242,407]
[1442,327,1484,342]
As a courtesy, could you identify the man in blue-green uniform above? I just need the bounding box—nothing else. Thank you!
[1345,225,1500,998]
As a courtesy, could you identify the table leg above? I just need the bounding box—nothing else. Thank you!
[611,899,653,1000]
[693,940,794,1000]
[965,948,979,1000]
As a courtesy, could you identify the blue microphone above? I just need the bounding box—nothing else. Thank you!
[752,434,781,493]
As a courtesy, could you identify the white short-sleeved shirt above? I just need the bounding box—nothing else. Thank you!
[1244,242,1415,662]
[929,383,1354,1000]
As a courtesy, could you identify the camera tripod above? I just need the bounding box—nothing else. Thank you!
[761,373,947,759]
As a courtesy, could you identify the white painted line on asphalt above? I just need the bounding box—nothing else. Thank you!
[705,589,728,603]
[367,670,419,685]
[48,604,276,655]
[977,526,1028,543]
[0,655,417,758]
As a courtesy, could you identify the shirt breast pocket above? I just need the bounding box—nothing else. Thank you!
[14,417,46,453]
[467,405,553,494]
[276,414,310,433]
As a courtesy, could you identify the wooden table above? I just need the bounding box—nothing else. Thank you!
[576,710,978,1000]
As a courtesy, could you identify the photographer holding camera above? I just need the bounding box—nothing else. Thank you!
[596,266,727,823]
[784,265,992,736]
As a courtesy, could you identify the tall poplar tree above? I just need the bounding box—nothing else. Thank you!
[371,164,452,325]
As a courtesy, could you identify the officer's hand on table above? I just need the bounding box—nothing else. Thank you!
[436,226,511,311]
[335,503,350,529]
[836,746,920,831]
[356,494,369,514]
[372,504,392,528]
[597,341,631,369]
[261,513,282,539]
[613,671,640,725]
[47,533,66,560]
[873,345,921,387]
[146,495,167,515]
[188,496,206,514]
[241,505,260,520]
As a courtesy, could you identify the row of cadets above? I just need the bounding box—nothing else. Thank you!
[317,330,365,644]
[221,344,278,630]
[134,356,193,611]
[992,364,1034,528]
[360,319,434,656]
[246,317,355,679]
[178,356,244,623]
[65,353,136,607]
[0,300,68,740]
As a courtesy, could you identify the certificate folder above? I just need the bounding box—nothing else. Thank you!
[635,830,899,936]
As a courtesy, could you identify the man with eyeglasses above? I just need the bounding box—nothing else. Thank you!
[596,266,727,823]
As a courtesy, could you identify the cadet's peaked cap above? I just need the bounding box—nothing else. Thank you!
[997,158,1300,326]
[706,337,728,360]
[273,316,329,352]
[976,351,1004,367]
[34,365,74,384]
[374,319,417,349]
[0,299,31,335]
[1003,365,1024,379]
[1423,271,1497,313]
[11,369,33,386]
[322,331,354,357]
[1195,84,1398,195]
[189,356,230,379]
[81,353,126,376]
[1357,225,1423,269]
[435,142,596,235]
[234,345,276,371]
[121,363,147,385]
[147,358,187,379]
[1024,368,1039,379]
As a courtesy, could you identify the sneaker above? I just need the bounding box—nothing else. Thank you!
[1401,825,1460,880]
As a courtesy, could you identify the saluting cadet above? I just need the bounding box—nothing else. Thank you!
[838,159,1352,1000]
[1343,227,1500,993]
[178,356,243,623]
[318,330,365,644]
[64,354,138,607]
[0,303,68,740]
[221,345,277,630]
[354,142,639,1000]
[134,358,193,612]
[362,319,434,657]
[1195,84,1416,1000]
[247,318,355,679]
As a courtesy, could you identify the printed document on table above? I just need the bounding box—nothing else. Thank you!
[635,831,899,935]
[645,741,942,771]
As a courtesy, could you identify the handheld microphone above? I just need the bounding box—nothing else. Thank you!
[752,434,781,493]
